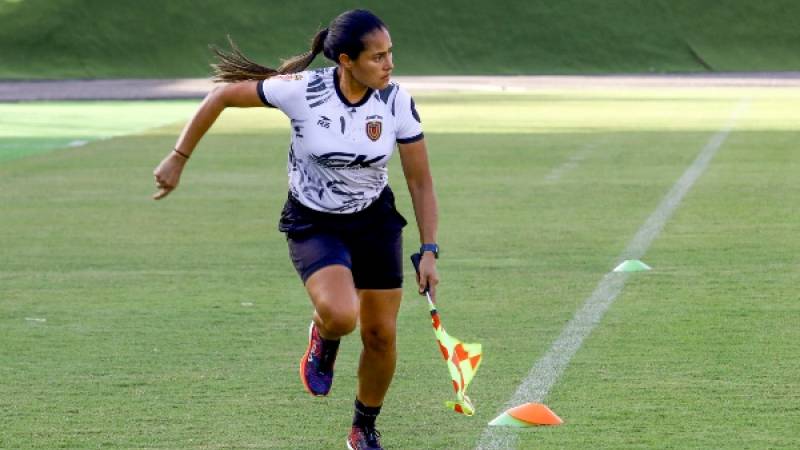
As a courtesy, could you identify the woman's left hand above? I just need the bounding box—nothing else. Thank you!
[418,252,440,302]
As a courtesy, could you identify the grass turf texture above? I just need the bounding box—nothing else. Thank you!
[2,88,799,449]
[0,101,197,163]
[3,0,800,79]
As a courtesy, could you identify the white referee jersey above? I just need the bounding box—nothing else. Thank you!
[258,66,424,214]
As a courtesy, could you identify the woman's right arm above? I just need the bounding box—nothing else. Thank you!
[152,80,266,200]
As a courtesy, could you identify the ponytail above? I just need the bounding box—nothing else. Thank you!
[211,9,386,83]
[277,28,328,75]
[210,28,328,83]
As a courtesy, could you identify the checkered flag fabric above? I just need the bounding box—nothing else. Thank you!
[431,309,482,416]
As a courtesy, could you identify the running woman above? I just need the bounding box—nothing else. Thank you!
[152,9,439,450]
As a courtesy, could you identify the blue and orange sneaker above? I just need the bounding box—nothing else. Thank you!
[347,424,383,450]
[300,321,340,396]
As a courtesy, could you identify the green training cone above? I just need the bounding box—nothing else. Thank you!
[613,259,652,273]
[488,412,531,427]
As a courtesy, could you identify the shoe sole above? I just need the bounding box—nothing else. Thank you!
[299,321,329,397]
[346,439,355,450]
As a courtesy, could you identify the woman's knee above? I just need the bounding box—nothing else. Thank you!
[306,265,359,336]
[361,323,397,353]
[319,310,358,336]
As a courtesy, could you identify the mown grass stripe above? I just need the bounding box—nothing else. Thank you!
[476,98,749,450]
[543,143,596,183]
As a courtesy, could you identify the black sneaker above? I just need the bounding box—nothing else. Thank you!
[299,321,339,396]
[347,424,383,450]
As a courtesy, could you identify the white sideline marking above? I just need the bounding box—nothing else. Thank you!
[544,144,596,182]
[476,99,749,450]
[67,140,89,147]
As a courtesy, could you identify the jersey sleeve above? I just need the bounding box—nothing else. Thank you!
[393,86,424,144]
[258,72,309,118]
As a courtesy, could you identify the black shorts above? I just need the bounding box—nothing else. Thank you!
[279,187,408,289]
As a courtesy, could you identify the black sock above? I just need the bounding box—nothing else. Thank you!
[320,335,340,347]
[318,337,339,371]
[353,398,381,428]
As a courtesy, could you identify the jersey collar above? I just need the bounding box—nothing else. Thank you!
[333,67,374,108]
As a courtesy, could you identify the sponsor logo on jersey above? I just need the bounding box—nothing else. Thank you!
[365,114,383,141]
[276,73,304,81]
[317,115,331,129]
[310,152,384,169]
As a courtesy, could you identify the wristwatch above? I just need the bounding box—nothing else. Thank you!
[420,243,439,259]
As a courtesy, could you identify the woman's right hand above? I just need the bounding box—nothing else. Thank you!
[150,81,264,200]
[152,151,188,200]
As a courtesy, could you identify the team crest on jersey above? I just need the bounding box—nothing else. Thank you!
[366,115,383,141]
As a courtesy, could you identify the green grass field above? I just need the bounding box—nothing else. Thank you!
[2,87,799,449]
[0,102,197,163]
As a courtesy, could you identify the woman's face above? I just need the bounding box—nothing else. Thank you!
[348,27,394,90]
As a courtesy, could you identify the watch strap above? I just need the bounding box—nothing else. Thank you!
[420,243,439,258]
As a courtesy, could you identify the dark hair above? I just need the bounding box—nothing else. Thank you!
[211,9,386,83]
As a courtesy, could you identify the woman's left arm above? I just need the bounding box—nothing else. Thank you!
[398,138,440,300]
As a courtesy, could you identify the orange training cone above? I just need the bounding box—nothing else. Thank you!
[488,403,563,427]
[508,403,563,425]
